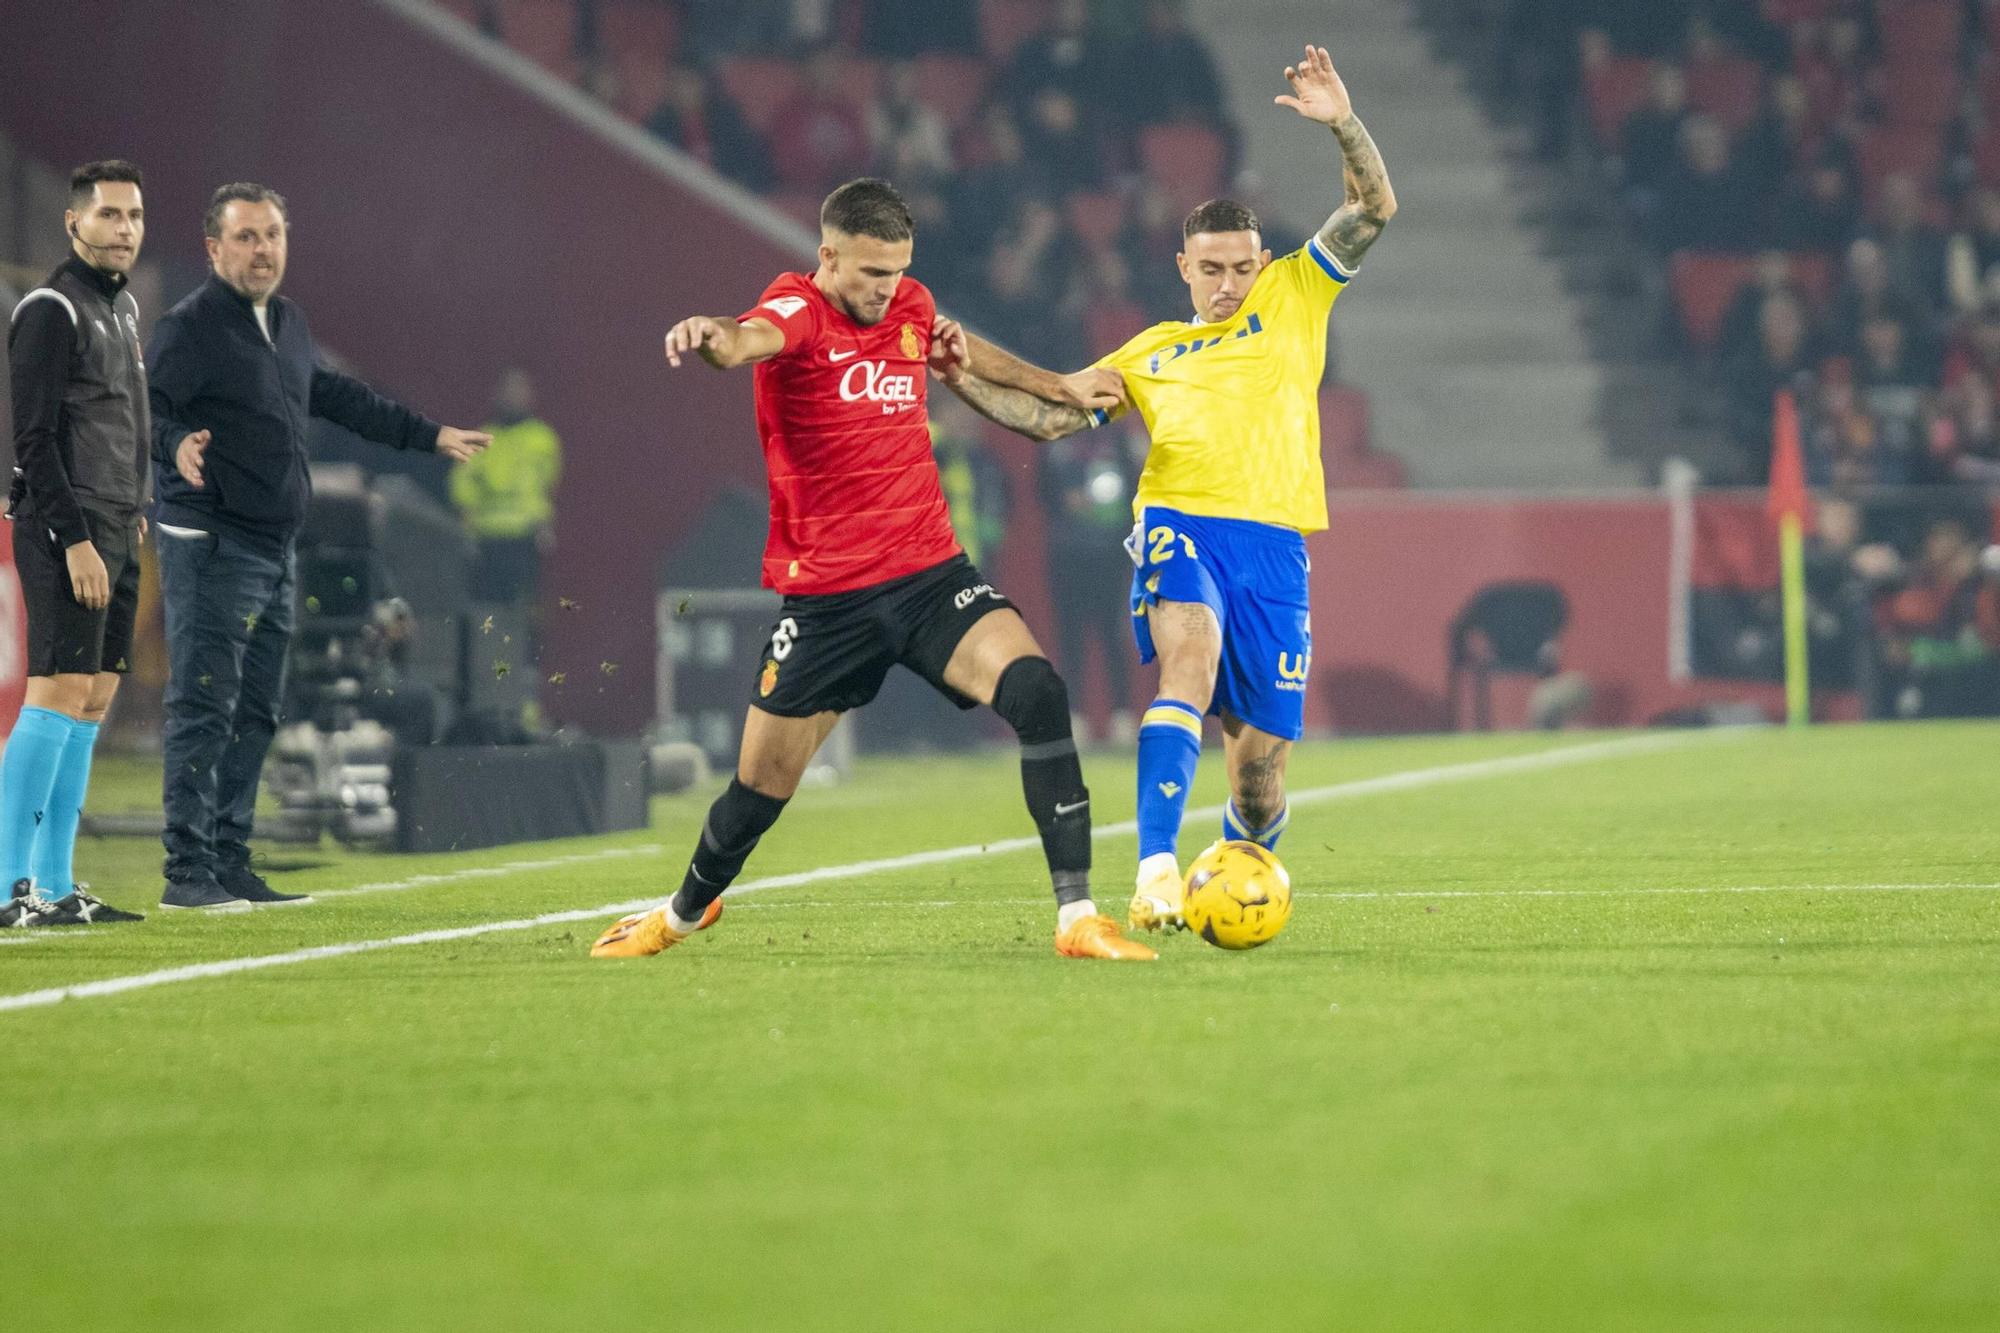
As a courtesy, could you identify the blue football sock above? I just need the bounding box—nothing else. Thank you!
[1223,797,1290,851]
[1,707,75,893]
[31,717,99,902]
[1136,698,1203,861]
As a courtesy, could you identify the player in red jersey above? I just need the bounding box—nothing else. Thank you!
[592,179,1154,962]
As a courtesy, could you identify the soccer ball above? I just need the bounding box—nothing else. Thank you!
[1183,840,1292,950]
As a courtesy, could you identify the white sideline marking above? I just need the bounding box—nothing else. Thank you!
[0,731,1733,1012]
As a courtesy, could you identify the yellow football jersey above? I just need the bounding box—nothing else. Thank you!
[1091,235,1353,533]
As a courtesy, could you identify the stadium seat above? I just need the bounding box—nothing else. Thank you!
[1685,57,1764,133]
[1879,0,1962,64]
[1973,131,2000,187]
[1762,0,1837,20]
[1791,251,1838,310]
[599,1,678,67]
[612,49,667,124]
[912,54,991,132]
[1882,66,1960,128]
[980,0,1056,62]
[435,0,481,26]
[1319,385,1373,456]
[1669,251,1757,351]
[1582,54,1653,149]
[500,0,580,82]
[717,56,803,135]
[1855,124,1946,196]
[1064,191,1128,253]
[830,53,885,112]
[1137,123,1227,212]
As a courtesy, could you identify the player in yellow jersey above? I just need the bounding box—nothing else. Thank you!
[930,44,1397,930]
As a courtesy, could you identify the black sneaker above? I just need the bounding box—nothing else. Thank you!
[2,877,38,927]
[43,882,144,924]
[160,877,253,912]
[217,864,313,907]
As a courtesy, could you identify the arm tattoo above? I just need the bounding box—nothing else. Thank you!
[949,371,1093,441]
[1319,112,1394,271]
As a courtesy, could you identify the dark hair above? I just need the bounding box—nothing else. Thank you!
[821,178,914,242]
[69,160,144,207]
[1182,198,1260,240]
[204,182,290,240]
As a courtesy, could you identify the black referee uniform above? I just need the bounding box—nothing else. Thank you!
[8,253,150,678]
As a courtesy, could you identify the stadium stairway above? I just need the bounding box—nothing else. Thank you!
[1190,0,1635,488]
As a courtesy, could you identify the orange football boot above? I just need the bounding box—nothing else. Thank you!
[589,899,724,958]
[1055,913,1158,961]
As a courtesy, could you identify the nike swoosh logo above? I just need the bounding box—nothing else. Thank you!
[828,349,859,362]
[1054,799,1090,816]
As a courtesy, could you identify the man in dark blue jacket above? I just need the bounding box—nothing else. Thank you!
[147,182,489,910]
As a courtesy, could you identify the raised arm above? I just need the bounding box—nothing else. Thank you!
[664,315,786,370]
[1275,43,1398,271]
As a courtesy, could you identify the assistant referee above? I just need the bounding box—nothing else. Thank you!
[0,160,152,928]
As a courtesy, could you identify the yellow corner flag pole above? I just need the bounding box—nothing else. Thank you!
[1769,390,1811,728]
[1778,509,1809,728]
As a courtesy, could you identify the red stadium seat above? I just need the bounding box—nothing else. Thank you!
[1882,66,1960,128]
[1065,191,1128,253]
[1855,123,1946,196]
[600,1,678,67]
[1137,123,1227,212]
[1669,251,1757,350]
[1973,131,2000,187]
[500,0,580,82]
[612,49,667,124]
[1583,55,1654,150]
[1319,385,1373,456]
[1685,57,1764,133]
[911,54,991,132]
[1791,251,1838,310]
[436,0,481,26]
[829,54,884,112]
[717,57,803,135]
[980,0,1055,62]
[1879,0,1962,64]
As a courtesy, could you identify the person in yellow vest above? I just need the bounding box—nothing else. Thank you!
[928,391,1009,569]
[451,369,562,606]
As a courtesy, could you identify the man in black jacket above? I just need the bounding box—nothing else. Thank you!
[0,160,152,927]
[147,182,488,910]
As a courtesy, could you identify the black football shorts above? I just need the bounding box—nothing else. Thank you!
[12,508,141,677]
[749,555,1017,717]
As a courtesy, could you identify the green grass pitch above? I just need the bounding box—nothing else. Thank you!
[4,722,1998,1331]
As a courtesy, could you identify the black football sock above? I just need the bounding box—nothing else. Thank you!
[669,778,788,921]
[993,657,1092,906]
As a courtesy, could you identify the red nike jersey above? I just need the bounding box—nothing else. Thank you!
[737,272,961,595]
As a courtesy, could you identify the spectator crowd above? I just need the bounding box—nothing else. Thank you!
[1496,0,2000,492]
[1484,0,2000,714]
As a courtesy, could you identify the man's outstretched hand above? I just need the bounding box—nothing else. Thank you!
[1275,43,1352,126]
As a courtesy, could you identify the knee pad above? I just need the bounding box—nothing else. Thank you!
[993,656,1072,747]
